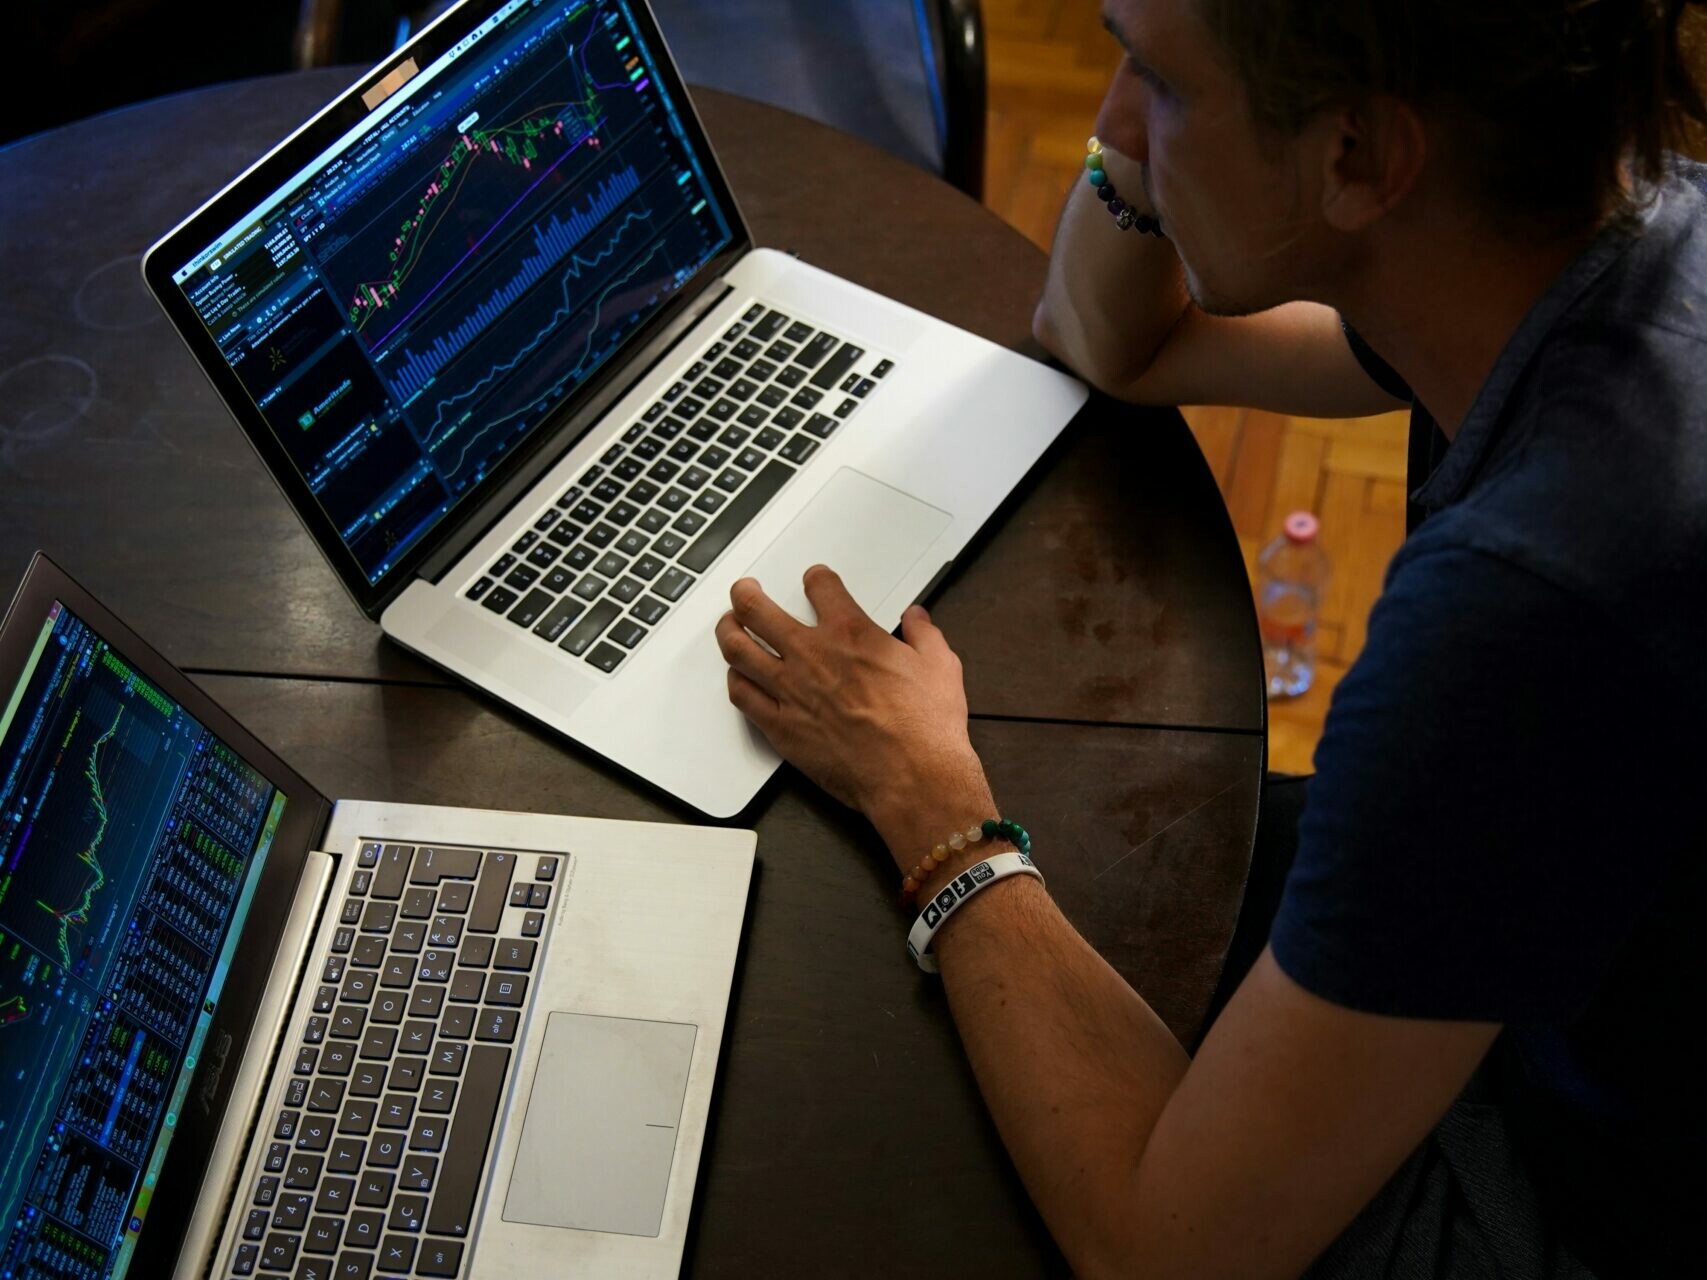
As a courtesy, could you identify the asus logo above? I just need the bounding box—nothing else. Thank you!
[196,1030,234,1114]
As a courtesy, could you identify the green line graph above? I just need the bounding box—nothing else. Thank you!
[0,994,26,1027]
[36,707,121,968]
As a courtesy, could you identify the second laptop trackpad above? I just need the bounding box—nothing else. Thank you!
[741,467,952,625]
[502,1012,697,1238]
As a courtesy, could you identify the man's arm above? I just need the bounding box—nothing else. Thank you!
[1033,120,1405,417]
[927,869,1498,1280]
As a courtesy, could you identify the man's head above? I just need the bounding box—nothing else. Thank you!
[1098,0,1707,316]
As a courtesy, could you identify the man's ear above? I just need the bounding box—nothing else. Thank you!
[1318,94,1426,232]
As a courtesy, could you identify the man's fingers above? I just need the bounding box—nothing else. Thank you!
[715,610,785,698]
[726,666,780,723]
[801,563,867,628]
[900,604,956,664]
[729,577,806,656]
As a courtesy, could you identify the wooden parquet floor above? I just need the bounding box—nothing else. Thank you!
[979,0,1410,773]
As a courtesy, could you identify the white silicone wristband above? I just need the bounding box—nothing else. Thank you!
[907,851,1043,973]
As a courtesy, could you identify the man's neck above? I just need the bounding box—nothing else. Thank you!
[1332,213,1600,440]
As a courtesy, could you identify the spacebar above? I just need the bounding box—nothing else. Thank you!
[425,1044,510,1237]
[678,460,794,574]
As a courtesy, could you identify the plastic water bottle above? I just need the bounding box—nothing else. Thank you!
[1257,512,1329,699]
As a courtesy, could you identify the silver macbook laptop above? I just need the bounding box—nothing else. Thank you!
[143,0,1087,817]
[0,554,754,1280]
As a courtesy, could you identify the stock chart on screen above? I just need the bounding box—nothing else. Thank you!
[0,605,284,1280]
[173,0,735,585]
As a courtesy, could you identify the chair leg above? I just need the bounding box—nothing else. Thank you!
[931,0,987,200]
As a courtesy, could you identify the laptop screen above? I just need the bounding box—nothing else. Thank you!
[164,0,736,587]
[0,601,287,1279]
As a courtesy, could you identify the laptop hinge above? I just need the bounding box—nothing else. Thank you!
[417,281,737,586]
[174,850,334,1280]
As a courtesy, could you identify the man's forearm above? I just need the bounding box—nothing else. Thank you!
[1034,146,1193,395]
[929,871,1191,1278]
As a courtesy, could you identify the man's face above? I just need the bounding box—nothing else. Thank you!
[1100,0,1341,315]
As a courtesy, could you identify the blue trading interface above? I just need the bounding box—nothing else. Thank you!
[0,604,284,1280]
[172,0,736,585]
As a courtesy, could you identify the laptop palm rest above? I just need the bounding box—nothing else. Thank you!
[502,1012,697,1237]
[741,467,952,626]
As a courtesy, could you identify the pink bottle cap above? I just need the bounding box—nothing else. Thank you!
[1283,511,1320,543]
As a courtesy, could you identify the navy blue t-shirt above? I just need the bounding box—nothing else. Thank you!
[1271,162,1707,1275]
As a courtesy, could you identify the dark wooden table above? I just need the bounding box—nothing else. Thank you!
[0,71,1266,1275]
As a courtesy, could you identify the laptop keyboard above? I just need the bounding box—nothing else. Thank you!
[463,303,896,674]
[228,842,561,1280]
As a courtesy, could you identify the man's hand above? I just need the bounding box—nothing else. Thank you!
[714,565,995,866]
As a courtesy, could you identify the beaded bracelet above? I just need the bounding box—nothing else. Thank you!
[901,817,1032,902]
[1085,136,1165,236]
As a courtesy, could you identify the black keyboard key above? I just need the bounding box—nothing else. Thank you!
[369,1132,405,1170]
[546,520,581,548]
[607,617,646,649]
[464,576,493,602]
[340,1099,377,1136]
[371,847,413,900]
[716,425,750,449]
[693,490,727,515]
[424,1044,510,1238]
[273,1193,313,1232]
[432,1042,467,1076]
[755,426,786,451]
[361,1026,399,1059]
[474,1008,519,1043]
[749,358,778,381]
[637,507,669,534]
[418,950,453,983]
[266,1141,292,1173]
[467,851,517,934]
[773,406,804,430]
[306,1216,343,1254]
[360,902,396,934]
[794,332,840,369]
[494,938,537,971]
[644,400,667,421]
[334,1253,372,1280]
[377,1236,416,1273]
[613,457,643,481]
[421,1080,458,1115]
[345,1211,383,1250]
[791,387,824,410]
[752,309,789,340]
[533,597,584,643]
[708,398,737,422]
[610,577,644,605]
[676,396,706,419]
[409,988,445,1021]
[522,911,545,937]
[459,936,495,967]
[584,522,617,549]
[355,1171,393,1208]
[591,478,622,503]
[835,398,858,418]
[655,415,686,440]
[542,566,574,597]
[607,500,640,527]
[400,1154,439,1192]
[232,1241,259,1275]
[658,486,689,512]
[633,435,663,460]
[255,1176,280,1207]
[667,438,698,463]
[655,567,694,602]
[693,377,725,400]
[330,1006,366,1040]
[411,1114,448,1152]
[351,1063,387,1097]
[810,340,865,389]
[389,1194,429,1234]
[776,364,807,388]
[766,340,797,363]
[484,972,528,1007]
[571,574,608,602]
[630,596,668,627]
[570,498,603,525]
[555,484,585,509]
[525,541,559,568]
[648,458,681,483]
[441,1006,475,1040]
[781,434,820,465]
[561,600,621,656]
[713,357,743,381]
[507,588,553,630]
[331,927,356,954]
[654,531,688,558]
[416,1239,464,1279]
[736,447,766,470]
[672,509,707,536]
[449,969,484,1004]
[631,554,665,581]
[679,466,711,491]
[411,848,481,885]
[565,545,596,571]
[616,529,648,556]
[628,478,660,505]
[757,384,789,409]
[391,1055,428,1089]
[316,983,341,1011]
[503,564,539,592]
[679,459,795,574]
[729,378,760,402]
[873,358,894,378]
[315,1178,355,1213]
[784,320,814,343]
[714,467,745,493]
[593,551,629,579]
[806,413,839,438]
[738,405,770,429]
[379,1094,416,1130]
[854,377,877,396]
[586,642,627,673]
[687,417,718,442]
[262,1232,301,1272]
[733,338,762,360]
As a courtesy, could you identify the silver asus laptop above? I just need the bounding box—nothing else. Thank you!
[0,554,754,1280]
[143,0,1087,818]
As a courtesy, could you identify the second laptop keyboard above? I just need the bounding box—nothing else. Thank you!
[229,842,560,1280]
[464,303,896,674]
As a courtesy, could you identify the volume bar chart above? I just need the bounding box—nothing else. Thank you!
[386,164,642,401]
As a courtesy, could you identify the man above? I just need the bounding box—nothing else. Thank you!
[714,1,1706,1275]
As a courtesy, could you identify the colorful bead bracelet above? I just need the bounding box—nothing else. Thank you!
[1086,136,1164,236]
[902,818,1032,902]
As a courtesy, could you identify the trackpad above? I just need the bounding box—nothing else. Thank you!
[502,1012,697,1238]
[742,467,952,624]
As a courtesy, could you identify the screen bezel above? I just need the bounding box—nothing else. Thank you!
[0,552,330,1280]
[141,0,754,620]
